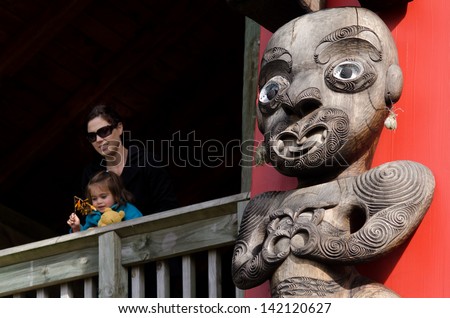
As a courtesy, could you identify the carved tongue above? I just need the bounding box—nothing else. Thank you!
[276,128,326,157]
[289,133,323,153]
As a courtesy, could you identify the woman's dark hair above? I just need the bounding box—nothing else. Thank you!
[85,104,122,130]
[86,170,134,206]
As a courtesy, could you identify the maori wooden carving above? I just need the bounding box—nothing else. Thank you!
[232,7,434,297]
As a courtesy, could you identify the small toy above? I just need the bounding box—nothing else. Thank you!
[98,207,125,227]
[74,196,95,215]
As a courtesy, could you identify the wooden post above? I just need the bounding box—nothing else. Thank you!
[241,17,260,194]
[98,231,128,297]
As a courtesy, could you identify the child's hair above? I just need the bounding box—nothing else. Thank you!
[86,171,134,206]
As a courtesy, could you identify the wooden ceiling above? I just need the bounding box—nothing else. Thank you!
[0,0,245,246]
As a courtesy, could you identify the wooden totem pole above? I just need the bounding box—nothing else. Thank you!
[231,4,435,298]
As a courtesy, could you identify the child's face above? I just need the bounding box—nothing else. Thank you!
[89,184,115,212]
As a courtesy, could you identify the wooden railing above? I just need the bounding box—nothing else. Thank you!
[0,192,249,298]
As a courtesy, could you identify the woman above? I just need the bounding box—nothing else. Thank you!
[82,104,178,215]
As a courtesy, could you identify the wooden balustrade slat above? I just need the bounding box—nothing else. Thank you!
[208,249,221,298]
[84,277,97,298]
[131,265,145,297]
[156,260,170,298]
[182,255,196,297]
[60,283,73,298]
[36,288,49,298]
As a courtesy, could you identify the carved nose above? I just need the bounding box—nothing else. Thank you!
[284,87,322,117]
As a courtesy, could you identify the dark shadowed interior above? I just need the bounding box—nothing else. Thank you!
[0,0,245,247]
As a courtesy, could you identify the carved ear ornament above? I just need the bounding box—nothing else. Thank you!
[384,93,403,131]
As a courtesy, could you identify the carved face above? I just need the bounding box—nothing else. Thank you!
[257,8,403,180]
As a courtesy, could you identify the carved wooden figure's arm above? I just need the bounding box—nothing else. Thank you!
[232,191,288,289]
[302,161,435,263]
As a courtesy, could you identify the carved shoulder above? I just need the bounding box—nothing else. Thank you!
[352,160,435,217]
[303,161,435,263]
[238,191,287,240]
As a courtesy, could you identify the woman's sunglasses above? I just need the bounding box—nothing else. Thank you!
[86,124,117,143]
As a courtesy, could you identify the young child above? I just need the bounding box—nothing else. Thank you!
[67,170,142,232]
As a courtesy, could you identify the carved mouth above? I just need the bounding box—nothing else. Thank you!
[273,126,328,159]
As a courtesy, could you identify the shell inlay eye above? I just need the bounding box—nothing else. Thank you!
[333,61,363,80]
[259,75,290,104]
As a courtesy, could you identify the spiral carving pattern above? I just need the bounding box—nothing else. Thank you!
[322,26,368,43]
[354,217,392,250]
[262,47,292,68]
[319,237,346,258]
[314,25,382,65]
[353,161,424,216]
[354,205,414,247]
[232,241,247,264]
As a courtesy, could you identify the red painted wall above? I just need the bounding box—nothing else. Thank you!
[247,0,450,297]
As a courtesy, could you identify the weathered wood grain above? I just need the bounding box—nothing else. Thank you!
[182,255,196,297]
[121,214,237,264]
[208,249,222,298]
[98,231,127,297]
[0,247,98,296]
[156,260,170,298]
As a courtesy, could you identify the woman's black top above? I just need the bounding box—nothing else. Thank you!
[82,145,179,215]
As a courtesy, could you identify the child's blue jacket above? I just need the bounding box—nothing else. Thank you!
[79,203,142,231]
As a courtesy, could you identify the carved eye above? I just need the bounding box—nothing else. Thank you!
[259,76,290,104]
[325,59,377,93]
[332,61,363,80]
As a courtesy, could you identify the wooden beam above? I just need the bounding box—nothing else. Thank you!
[0,247,98,296]
[121,214,238,264]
